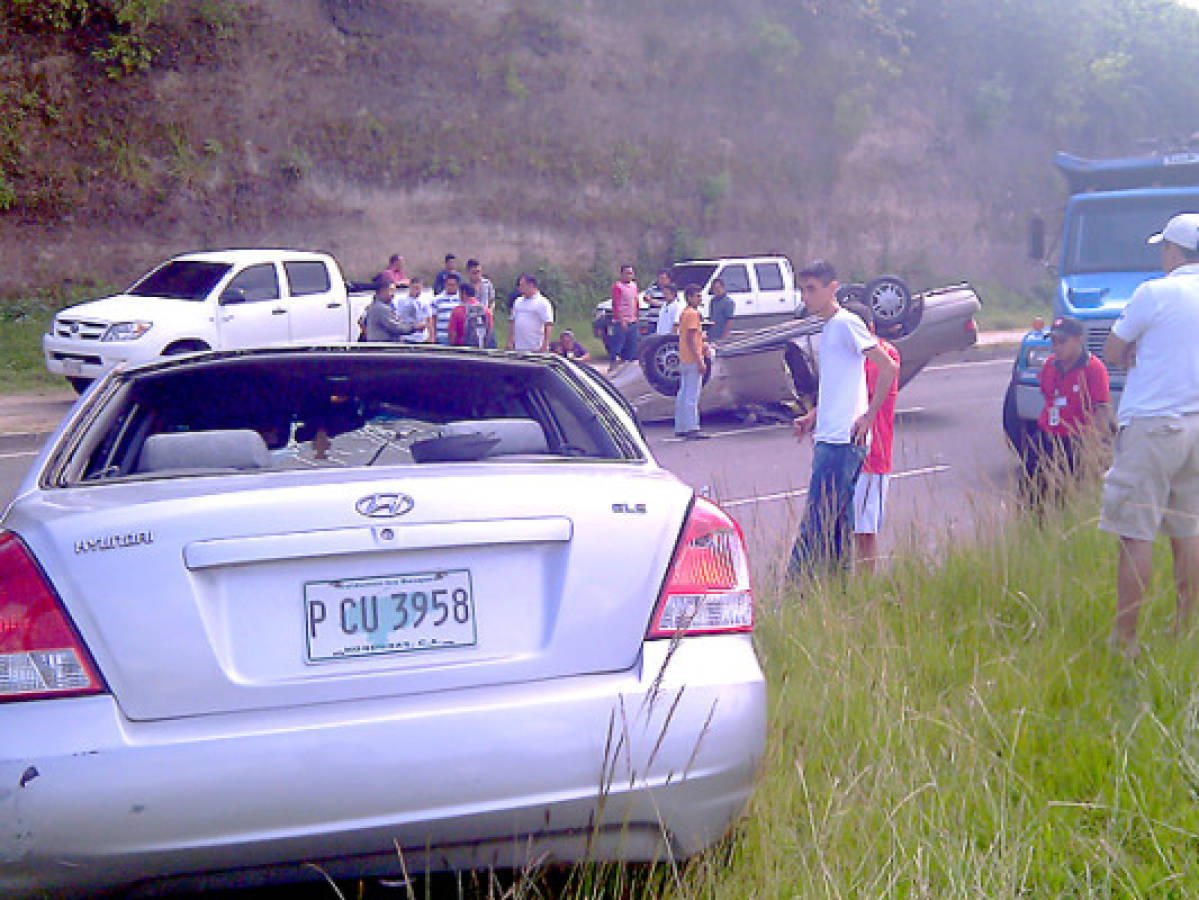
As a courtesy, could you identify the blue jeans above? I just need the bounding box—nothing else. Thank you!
[606,321,639,362]
[675,362,701,434]
[788,441,867,576]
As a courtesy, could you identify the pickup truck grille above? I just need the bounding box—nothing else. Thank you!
[53,318,108,341]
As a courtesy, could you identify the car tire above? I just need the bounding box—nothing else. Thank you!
[864,276,918,330]
[1002,382,1037,460]
[639,335,711,397]
[67,377,92,395]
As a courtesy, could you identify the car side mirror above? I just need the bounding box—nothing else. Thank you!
[220,288,247,305]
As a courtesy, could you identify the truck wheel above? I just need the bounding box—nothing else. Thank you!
[1002,382,1037,460]
[865,276,915,330]
[67,377,92,395]
[161,340,211,356]
[639,335,712,396]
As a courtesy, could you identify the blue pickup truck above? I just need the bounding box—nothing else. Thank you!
[1003,149,1199,451]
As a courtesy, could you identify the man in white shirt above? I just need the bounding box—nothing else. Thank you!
[1101,212,1199,658]
[655,284,684,335]
[788,260,897,577]
[507,273,554,352]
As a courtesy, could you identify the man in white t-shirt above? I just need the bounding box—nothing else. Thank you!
[1101,212,1199,658]
[655,284,684,335]
[788,260,897,577]
[507,273,554,351]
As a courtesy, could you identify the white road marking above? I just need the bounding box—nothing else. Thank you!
[0,451,38,460]
[924,358,1012,373]
[660,421,790,443]
[719,463,951,509]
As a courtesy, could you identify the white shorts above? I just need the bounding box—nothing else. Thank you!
[853,472,890,534]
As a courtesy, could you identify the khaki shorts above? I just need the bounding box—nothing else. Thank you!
[1100,415,1199,541]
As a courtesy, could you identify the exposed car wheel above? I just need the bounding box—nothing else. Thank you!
[865,276,918,332]
[1002,382,1037,460]
[67,377,92,395]
[162,340,211,356]
[639,335,712,397]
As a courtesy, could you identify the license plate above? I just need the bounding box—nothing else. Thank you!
[63,358,83,376]
[304,569,476,662]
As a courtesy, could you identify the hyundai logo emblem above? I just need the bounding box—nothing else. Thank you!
[355,493,415,518]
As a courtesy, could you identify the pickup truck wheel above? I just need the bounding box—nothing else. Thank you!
[1002,382,1037,460]
[639,335,712,396]
[162,340,211,356]
[865,277,915,330]
[67,377,92,395]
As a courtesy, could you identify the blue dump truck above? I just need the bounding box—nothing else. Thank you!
[1003,149,1199,452]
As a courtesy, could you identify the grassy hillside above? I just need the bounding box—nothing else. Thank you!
[2,0,1197,302]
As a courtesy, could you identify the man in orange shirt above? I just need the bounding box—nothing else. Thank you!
[674,284,708,439]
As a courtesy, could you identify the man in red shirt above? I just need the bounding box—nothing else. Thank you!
[606,264,640,373]
[1025,316,1111,504]
[845,302,900,573]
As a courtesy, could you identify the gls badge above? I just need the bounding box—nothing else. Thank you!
[355,493,415,518]
[611,502,647,514]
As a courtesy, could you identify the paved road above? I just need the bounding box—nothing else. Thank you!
[0,348,1018,582]
[648,346,1017,584]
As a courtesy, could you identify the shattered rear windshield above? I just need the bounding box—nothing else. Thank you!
[62,350,642,484]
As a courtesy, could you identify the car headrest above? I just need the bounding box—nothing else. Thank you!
[137,429,270,473]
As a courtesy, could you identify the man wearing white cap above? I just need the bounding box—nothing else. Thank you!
[1101,212,1199,658]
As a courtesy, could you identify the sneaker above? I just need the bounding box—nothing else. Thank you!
[682,430,710,440]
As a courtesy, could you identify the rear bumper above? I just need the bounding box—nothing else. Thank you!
[0,635,765,897]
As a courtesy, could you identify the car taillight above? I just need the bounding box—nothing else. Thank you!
[0,531,105,702]
[647,497,753,639]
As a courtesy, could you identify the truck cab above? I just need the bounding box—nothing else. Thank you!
[1004,151,1199,450]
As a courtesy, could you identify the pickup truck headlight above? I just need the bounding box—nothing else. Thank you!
[102,321,153,341]
[1024,344,1052,370]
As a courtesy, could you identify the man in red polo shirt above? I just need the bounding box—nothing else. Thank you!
[1024,316,1111,504]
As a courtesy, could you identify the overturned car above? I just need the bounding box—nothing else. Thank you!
[607,283,981,422]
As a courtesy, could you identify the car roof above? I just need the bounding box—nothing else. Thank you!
[169,249,334,266]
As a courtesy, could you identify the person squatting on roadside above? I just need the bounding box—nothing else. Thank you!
[674,284,708,440]
[550,329,591,362]
[1023,316,1111,506]
[844,300,901,574]
[788,261,898,577]
[1101,213,1199,659]
[607,263,641,371]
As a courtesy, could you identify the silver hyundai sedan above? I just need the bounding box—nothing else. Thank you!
[0,345,765,897]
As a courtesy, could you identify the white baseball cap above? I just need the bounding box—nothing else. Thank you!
[1147,213,1199,251]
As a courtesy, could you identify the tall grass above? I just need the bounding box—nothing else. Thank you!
[677,492,1199,897]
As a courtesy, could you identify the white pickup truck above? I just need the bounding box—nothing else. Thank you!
[43,249,372,392]
[592,254,921,340]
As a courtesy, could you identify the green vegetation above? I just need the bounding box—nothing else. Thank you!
[0,289,94,391]
[688,496,1199,895]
